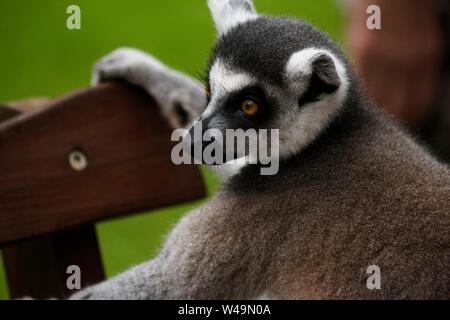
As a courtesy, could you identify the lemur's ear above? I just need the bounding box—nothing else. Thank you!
[208,0,258,36]
[286,48,347,107]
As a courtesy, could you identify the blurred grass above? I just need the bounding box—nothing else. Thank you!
[0,0,342,299]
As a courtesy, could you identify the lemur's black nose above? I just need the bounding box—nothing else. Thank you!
[183,119,228,165]
[184,121,207,163]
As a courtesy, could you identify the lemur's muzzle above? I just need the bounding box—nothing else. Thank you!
[183,119,232,165]
[184,122,206,162]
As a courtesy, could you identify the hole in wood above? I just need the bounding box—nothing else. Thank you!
[68,148,88,172]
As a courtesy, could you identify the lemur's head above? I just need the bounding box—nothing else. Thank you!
[188,0,351,175]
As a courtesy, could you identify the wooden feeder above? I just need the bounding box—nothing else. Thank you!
[0,82,206,299]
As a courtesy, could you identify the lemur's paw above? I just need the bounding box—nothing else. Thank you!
[91,47,165,86]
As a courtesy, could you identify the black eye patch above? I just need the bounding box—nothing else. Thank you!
[215,85,273,129]
[224,86,266,114]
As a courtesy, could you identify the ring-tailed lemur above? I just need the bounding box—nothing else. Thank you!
[73,0,449,299]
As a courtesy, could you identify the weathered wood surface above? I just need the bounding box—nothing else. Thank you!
[2,225,105,299]
[0,82,206,298]
[0,82,205,246]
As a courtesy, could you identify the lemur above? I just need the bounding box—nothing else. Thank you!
[73,0,449,299]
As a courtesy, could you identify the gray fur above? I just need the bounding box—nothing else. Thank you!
[209,16,347,85]
[91,47,206,128]
[77,0,449,299]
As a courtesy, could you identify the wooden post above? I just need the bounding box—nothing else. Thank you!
[3,225,104,299]
[0,82,206,298]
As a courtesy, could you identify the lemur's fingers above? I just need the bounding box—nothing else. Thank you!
[91,47,206,129]
[91,47,165,86]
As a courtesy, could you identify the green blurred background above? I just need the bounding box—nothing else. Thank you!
[0,0,342,299]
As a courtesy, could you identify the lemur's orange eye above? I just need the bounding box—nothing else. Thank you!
[241,100,259,116]
[205,83,211,97]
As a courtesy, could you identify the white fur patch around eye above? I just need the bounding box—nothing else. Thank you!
[208,0,258,36]
[203,58,256,118]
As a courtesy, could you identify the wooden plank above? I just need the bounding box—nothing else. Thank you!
[3,225,105,299]
[0,106,20,123]
[0,82,206,245]
[1,97,104,300]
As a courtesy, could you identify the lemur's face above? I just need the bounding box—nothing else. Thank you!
[191,0,349,164]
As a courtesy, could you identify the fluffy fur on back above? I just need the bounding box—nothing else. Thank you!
[224,98,450,299]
